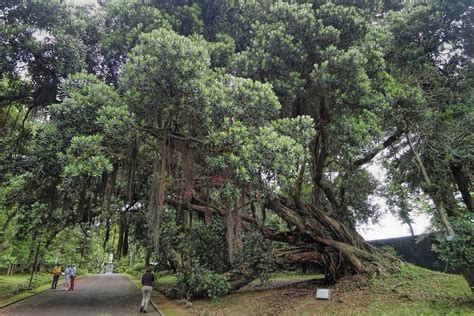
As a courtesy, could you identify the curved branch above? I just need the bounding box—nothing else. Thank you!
[351,130,404,171]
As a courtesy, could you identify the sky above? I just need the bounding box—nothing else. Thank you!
[358,211,431,241]
[358,160,432,240]
[69,0,432,241]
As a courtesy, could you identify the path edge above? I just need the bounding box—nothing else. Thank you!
[124,273,164,316]
[0,274,87,309]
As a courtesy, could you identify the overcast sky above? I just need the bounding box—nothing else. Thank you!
[68,0,432,241]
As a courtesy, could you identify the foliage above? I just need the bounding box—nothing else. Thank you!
[1,0,472,294]
[177,264,230,298]
[126,262,145,278]
[0,274,52,300]
[113,257,133,274]
[433,216,474,273]
[191,264,472,315]
[189,219,228,273]
[241,230,274,284]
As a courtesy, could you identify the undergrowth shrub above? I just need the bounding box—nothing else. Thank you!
[76,268,88,275]
[177,265,229,298]
[113,257,131,273]
[126,263,145,278]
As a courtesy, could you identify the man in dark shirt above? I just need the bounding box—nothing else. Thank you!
[140,267,155,313]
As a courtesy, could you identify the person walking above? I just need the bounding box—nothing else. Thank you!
[51,264,61,291]
[62,265,71,291]
[68,265,77,291]
[140,267,155,313]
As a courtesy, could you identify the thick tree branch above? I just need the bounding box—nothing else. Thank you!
[450,161,473,212]
[351,129,404,171]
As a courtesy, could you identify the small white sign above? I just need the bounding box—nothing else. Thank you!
[315,288,331,300]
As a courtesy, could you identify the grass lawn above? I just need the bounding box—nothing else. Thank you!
[187,264,473,316]
[158,274,178,288]
[0,275,30,298]
[0,274,30,285]
[0,274,51,301]
[249,272,323,287]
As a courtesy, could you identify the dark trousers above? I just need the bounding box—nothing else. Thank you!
[69,276,75,290]
[51,275,59,289]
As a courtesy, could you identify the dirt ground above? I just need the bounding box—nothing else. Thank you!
[183,273,473,316]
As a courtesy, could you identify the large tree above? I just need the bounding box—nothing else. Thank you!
[1,0,472,291]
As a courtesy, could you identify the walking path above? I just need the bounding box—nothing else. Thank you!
[0,274,158,316]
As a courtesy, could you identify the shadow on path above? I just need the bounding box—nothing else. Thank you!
[0,274,158,316]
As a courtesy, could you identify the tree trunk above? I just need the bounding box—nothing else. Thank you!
[180,177,402,292]
[149,135,168,254]
[145,249,152,267]
[103,220,110,250]
[450,161,472,212]
[116,215,125,259]
[190,197,399,292]
[261,200,387,277]
[122,222,129,256]
[406,133,455,237]
[407,221,415,239]
[225,206,236,266]
[7,264,13,276]
[225,201,243,267]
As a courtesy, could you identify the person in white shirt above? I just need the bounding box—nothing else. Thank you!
[62,265,71,291]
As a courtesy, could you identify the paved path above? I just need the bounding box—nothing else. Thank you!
[0,274,158,316]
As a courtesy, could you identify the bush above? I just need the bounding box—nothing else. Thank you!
[76,268,88,276]
[113,257,131,273]
[30,273,51,288]
[432,216,474,290]
[8,273,52,296]
[242,230,274,284]
[126,263,145,278]
[177,265,230,298]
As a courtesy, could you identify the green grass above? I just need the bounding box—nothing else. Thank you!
[155,272,322,288]
[157,274,178,287]
[364,264,473,315]
[0,274,30,286]
[0,275,29,298]
[189,264,473,316]
[254,272,323,283]
[0,273,56,307]
[0,274,52,299]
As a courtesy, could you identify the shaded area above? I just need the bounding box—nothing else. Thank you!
[0,274,158,316]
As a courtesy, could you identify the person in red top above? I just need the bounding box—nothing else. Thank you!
[140,267,155,313]
[68,265,76,291]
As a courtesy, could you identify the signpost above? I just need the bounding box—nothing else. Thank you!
[315,288,332,300]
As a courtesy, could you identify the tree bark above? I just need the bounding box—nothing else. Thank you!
[187,196,398,292]
[116,214,125,259]
[103,219,110,250]
[122,221,129,256]
[450,161,472,212]
[149,135,168,254]
[406,133,455,237]
[407,221,415,239]
[145,249,152,267]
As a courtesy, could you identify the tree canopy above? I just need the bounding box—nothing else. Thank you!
[1,0,472,294]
